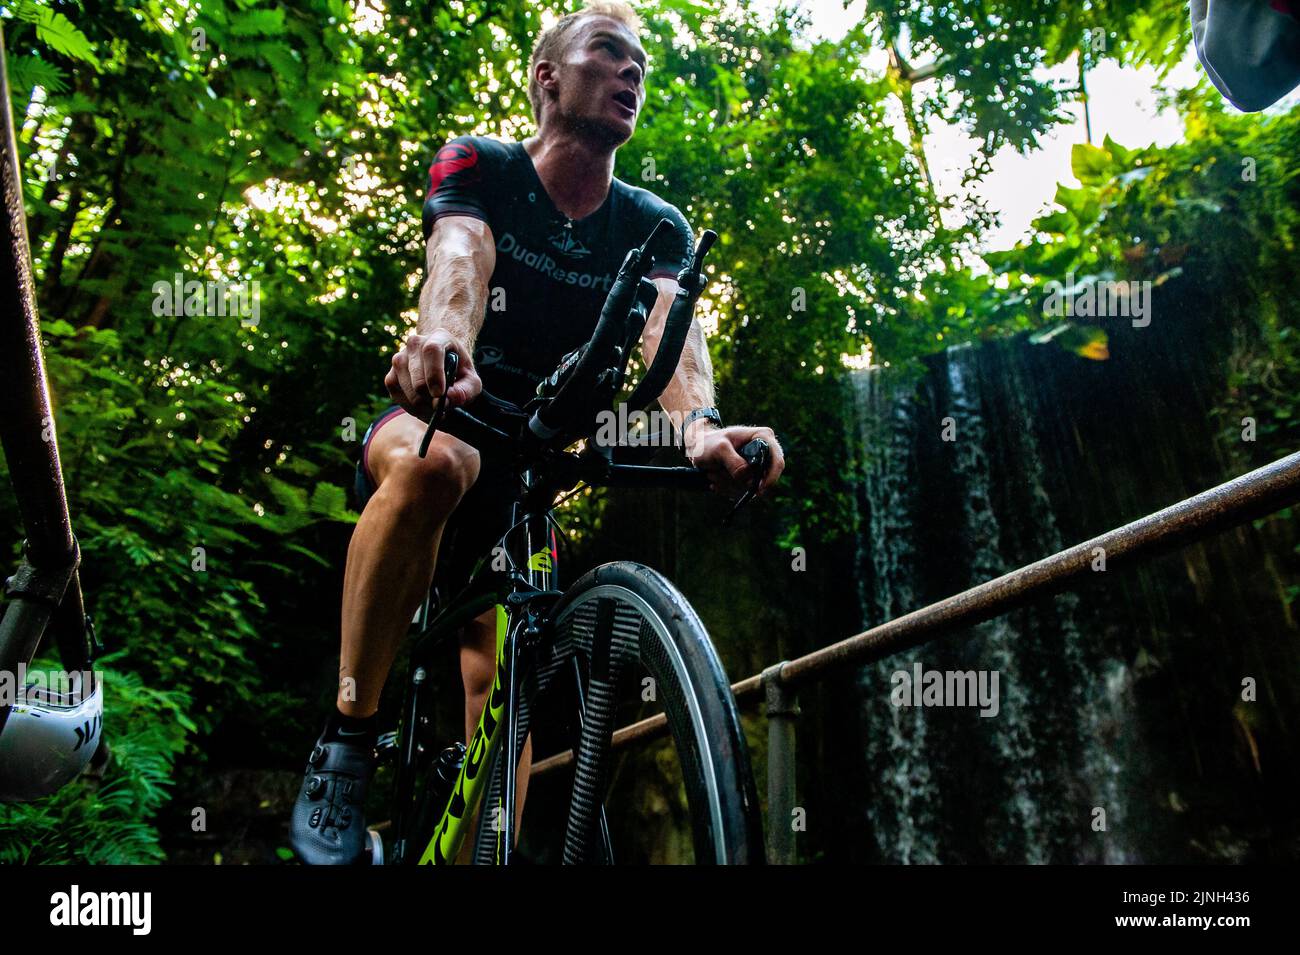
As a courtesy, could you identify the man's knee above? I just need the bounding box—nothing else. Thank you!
[378,436,480,512]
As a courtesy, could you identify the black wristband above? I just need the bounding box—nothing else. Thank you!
[682,407,722,435]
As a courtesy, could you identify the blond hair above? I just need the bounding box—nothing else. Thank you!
[527,2,645,124]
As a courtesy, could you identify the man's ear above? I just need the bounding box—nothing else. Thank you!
[535,59,559,96]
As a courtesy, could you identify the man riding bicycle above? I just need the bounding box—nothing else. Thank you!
[290,0,785,865]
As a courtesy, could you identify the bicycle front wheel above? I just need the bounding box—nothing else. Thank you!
[481,561,764,864]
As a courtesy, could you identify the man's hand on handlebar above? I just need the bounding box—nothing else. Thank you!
[384,329,482,421]
[685,425,785,499]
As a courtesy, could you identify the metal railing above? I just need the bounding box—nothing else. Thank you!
[0,25,92,740]
[532,450,1300,863]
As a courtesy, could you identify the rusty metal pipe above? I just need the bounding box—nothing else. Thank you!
[0,25,75,570]
[763,663,799,864]
[767,449,1300,693]
[0,24,89,686]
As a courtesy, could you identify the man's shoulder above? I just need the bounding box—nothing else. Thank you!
[611,178,693,276]
[611,177,692,248]
[612,176,688,222]
[423,136,520,238]
[432,134,516,168]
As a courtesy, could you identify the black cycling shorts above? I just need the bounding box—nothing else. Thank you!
[354,404,518,597]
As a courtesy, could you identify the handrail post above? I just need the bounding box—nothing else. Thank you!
[762,662,799,865]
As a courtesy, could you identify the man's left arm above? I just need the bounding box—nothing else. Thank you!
[640,277,785,496]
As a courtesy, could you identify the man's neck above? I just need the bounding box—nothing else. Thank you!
[523,129,616,221]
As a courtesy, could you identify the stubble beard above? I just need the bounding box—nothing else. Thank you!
[555,93,632,152]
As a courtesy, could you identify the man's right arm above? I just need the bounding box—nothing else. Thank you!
[385,215,496,418]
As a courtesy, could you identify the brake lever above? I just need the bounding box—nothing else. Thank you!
[722,438,769,526]
[418,351,459,459]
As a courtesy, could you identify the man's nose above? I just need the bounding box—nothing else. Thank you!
[619,60,643,87]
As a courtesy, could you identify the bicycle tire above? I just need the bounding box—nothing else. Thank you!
[474,560,764,864]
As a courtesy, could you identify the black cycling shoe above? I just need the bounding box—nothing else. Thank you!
[289,730,377,865]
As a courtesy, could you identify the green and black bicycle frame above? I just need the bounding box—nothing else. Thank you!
[388,486,551,865]
[390,446,716,864]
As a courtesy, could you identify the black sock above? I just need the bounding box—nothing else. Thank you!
[322,709,379,743]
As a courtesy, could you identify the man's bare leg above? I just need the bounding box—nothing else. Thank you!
[292,411,480,865]
[337,413,479,717]
[340,413,530,858]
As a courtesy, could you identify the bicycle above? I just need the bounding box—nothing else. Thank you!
[367,219,768,865]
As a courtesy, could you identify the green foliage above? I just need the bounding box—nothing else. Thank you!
[617,4,933,542]
[979,86,1300,464]
[1,0,100,99]
[863,1,1188,153]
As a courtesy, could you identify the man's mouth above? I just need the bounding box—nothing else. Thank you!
[612,89,637,118]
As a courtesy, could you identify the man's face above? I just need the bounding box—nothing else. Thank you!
[546,16,648,146]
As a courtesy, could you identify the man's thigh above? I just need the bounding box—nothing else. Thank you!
[355,404,516,625]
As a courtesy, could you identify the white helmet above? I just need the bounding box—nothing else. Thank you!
[0,669,103,802]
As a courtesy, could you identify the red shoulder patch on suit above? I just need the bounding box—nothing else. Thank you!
[426,141,480,198]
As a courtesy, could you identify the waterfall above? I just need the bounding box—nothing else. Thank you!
[853,369,940,864]
[851,340,1144,863]
[996,350,1135,864]
[943,344,1048,862]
